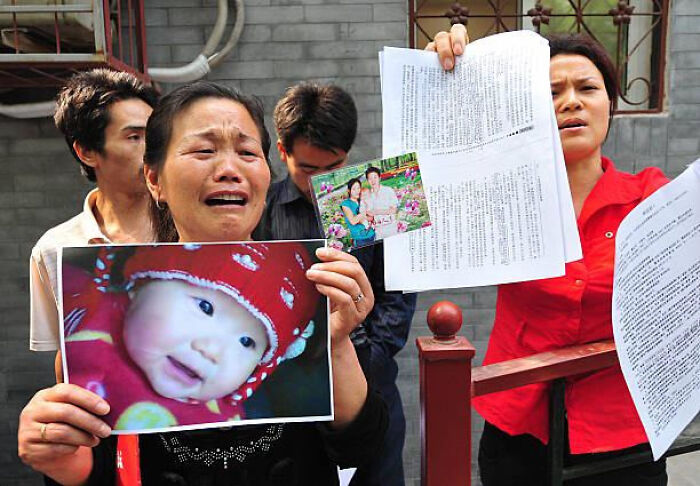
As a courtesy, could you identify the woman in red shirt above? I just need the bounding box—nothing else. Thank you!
[429,27,668,486]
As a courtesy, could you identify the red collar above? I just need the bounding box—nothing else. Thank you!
[577,157,644,225]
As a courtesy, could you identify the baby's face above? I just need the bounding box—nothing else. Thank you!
[123,280,268,401]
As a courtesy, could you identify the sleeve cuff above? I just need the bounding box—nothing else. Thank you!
[317,388,388,468]
[30,341,59,352]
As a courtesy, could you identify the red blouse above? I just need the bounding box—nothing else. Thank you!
[473,157,668,454]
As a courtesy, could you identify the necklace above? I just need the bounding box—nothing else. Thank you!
[159,424,285,470]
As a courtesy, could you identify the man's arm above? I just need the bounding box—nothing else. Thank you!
[366,290,415,361]
[55,351,63,384]
[358,244,417,365]
[29,254,61,353]
[389,187,399,216]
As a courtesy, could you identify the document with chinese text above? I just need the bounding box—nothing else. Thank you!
[612,159,700,460]
[380,31,581,291]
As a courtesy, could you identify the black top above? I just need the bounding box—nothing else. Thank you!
[254,177,417,386]
[46,390,387,486]
[42,178,398,486]
[253,176,325,242]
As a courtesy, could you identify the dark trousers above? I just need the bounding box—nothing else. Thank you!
[478,421,668,486]
[350,381,405,486]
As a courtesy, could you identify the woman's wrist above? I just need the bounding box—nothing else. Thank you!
[330,336,368,428]
[331,335,355,358]
[41,446,93,486]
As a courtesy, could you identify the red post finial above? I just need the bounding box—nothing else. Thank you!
[418,300,473,485]
[427,301,463,342]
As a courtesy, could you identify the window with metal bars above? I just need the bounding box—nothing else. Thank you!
[409,0,669,113]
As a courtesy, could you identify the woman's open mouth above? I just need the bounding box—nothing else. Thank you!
[205,192,248,207]
[558,118,587,131]
[165,355,204,386]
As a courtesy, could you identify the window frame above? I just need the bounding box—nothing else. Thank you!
[408,0,670,114]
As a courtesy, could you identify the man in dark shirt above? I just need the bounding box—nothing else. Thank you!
[255,83,416,486]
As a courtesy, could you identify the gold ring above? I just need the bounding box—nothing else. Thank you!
[40,423,48,442]
[353,292,364,304]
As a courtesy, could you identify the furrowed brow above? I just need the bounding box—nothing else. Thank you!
[121,125,146,132]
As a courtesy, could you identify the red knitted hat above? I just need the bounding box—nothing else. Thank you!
[120,242,320,404]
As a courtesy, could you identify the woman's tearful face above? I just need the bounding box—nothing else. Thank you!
[152,97,271,243]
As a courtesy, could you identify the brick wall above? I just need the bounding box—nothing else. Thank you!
[1,1,698,484]
[0,116,93,485]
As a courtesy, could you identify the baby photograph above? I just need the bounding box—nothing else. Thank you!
[309,152,432,251]
[59,241,332,434]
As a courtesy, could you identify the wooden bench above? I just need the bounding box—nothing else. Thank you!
[417,301,700,486]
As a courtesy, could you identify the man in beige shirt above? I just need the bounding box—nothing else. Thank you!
[30,69,158,358]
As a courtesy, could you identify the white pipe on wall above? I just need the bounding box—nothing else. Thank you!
[1,0,244,118]
[148,0,244,83]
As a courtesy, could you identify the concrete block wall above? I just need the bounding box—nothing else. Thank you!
[144,0,406,178]
[1,1,698,484]
[0,117,92,485]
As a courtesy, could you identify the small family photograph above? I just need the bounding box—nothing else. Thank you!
[59,241,332,435]
[309,152,431,251]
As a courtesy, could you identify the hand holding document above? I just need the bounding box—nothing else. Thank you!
[380,31,581,291]
[612,159,700,460]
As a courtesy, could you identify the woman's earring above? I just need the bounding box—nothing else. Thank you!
[156,199,163,210]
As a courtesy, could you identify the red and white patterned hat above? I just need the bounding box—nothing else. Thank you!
[120,242,320,404]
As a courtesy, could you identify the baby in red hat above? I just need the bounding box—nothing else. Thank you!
[63,242,320,432]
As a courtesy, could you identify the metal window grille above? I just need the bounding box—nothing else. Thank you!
[0,0,149,88]
[409,1,670,113]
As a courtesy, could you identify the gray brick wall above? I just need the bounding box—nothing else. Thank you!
[1,1,699,484]
[0,119,92,486]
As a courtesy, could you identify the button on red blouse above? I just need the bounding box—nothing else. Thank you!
[473,158,668,454]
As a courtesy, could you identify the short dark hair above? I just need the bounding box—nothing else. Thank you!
[273,82,357,155]
[54,68,158,182]
[547,33,619,119]
[365,166,381,178]
[144,81,271,242]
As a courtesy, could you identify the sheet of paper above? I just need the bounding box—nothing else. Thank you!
[549,103,582,262]
[380,31,579,291]
[612,159,700,460]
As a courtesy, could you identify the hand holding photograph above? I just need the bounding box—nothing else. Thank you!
[310,152,431,251]
[59,241,331,434]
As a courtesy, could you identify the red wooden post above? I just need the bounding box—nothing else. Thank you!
[134,0,149,75]
[417,301,475,486]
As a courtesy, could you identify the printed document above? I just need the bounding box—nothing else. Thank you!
[380,31,581,291]
[612,159,700,460]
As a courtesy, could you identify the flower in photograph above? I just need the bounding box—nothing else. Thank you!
[328,240,344,251]
[397,221,408,233]
[404,199,420,216]
[326,223,347,239]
